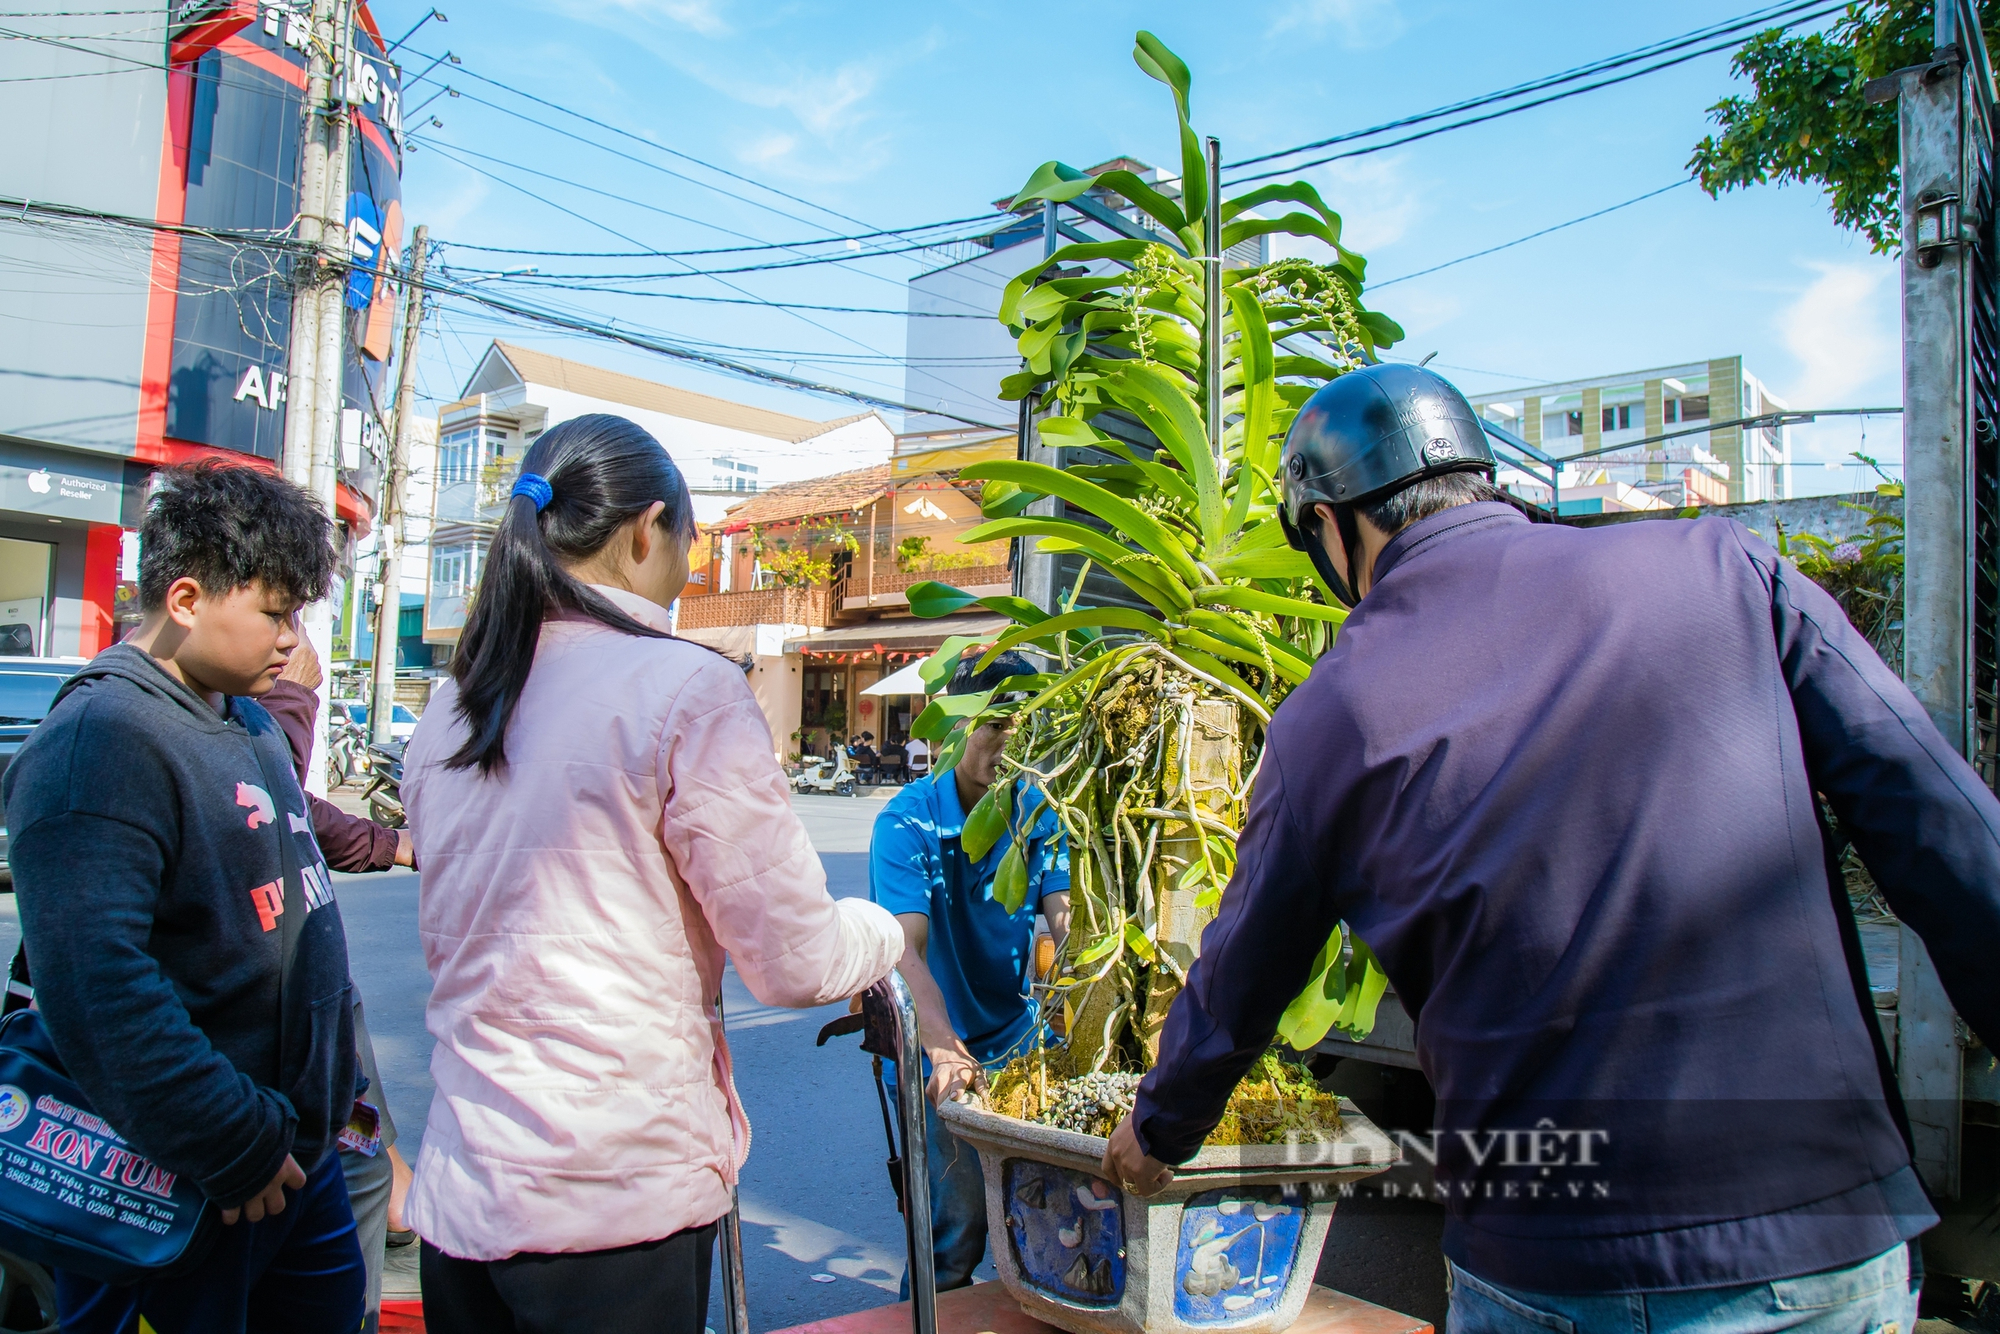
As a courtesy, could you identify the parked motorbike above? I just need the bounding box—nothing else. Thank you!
[792,746,857,797]
[326,714,368,790]
[361,739,406,828]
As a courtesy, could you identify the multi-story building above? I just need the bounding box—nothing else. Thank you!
[422,341,896,654]
[675,427,1019,762]
[0,3,407,653]
[1469,358,1792,513]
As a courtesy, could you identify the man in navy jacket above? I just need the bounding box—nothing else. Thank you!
[1104,366,2000,1332]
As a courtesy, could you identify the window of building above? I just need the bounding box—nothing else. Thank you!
[438,428,478,484]
[1602,405,1639,431]
[1565,411,1583,436]
[432,545,471,597]
[1664,399,1679,424]
[1680,396,1710,421]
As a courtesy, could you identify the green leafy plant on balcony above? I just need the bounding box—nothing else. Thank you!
[904,31,1401,1080]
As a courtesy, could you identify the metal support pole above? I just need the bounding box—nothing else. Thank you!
[1204,136,1223,462]
[876,970,936,1334]
[719,1187,752,1334]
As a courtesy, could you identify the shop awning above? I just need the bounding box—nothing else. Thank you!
[786,613,1010,657]
[861,661,930,696]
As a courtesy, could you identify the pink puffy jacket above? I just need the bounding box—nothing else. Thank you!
[401,585,904,1260]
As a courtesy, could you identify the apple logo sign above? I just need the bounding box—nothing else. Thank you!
[25,470,49,495]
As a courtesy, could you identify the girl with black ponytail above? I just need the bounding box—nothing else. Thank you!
[400,414,904,1332]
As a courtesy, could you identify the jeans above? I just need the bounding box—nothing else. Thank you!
[56,1151,366,1334]
[887,1068,989,1297]
[1447,1243,1921,1334]
[341,1140,391,1334]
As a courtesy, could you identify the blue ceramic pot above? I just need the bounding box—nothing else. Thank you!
[939,1097,1397,1334]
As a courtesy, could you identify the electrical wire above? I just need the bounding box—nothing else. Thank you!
[438,216,999,260]
[399,49,879,233]
[417,86,1001,314]
[1228,0,1837,171]
[1370,181,1694,289]
[414,137,1003,275]
[1223,0,1846,186]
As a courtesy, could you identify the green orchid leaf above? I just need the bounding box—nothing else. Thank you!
[961,777,1014,862]
[1193,584,1347,623]
[1101,365,1223,551]
[1122,920,1158,964]
[979,606,1164,669]
[992,842,1030,913]
[1017,284,1071,325]
[1209,547,1320,582]
[1357,310,1404,350]
[932,724,970,778]
[1177,628,1308,684]
[906,581,980,619]
[1273,354,1349,382]
[1225,287,1275,529]
[1220,182,1343,239]
[1092,169,1188,234]
[981,479,1036,519]
[1221,212,1342,254]
[961,518,1191,613]
[1333,939,1390,1037]
[1072,931,1121,968]
[1132,31,1191,118]
[961,461,1203,587]
[1007,159,1096,211]
[918,636,983,693]
[1276,925,1349,1051]
[910,688,996,742]
[976,595,1051,626]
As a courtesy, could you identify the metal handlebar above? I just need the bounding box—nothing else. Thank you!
[879,969,938,1334]
[716,969,938,1334]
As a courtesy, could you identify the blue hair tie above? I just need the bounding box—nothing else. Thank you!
[512,472,553,512]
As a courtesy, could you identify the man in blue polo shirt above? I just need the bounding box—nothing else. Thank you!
[871,649,1069,1292]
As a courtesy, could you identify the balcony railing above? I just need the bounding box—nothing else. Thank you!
[839,562,1011,608]
[676,583,830,631]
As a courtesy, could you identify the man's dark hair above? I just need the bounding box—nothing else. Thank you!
[1357,471,1509,536]
[138,461,335,612]
[947,648,1037,696]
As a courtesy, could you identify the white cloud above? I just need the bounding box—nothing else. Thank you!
[1776,260,1897,408]
[1264,153,1425,262]
[712,60,882,136]
[559,0,731,38]
[1269,0,1407,48]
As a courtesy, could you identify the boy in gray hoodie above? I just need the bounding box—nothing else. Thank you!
[3,461,364,1334]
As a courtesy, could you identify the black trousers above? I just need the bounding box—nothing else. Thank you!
[421,1222,717,1334]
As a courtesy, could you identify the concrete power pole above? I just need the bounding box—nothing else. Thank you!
[280,0,353,794]
[281,0,338,490]
[370,224,428,746]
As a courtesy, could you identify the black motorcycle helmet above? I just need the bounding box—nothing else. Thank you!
[1278,363,1495,606]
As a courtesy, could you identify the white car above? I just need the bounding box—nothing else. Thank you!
[338,700,418,740]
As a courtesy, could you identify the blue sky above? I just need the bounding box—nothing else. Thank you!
[387,0,1903,497]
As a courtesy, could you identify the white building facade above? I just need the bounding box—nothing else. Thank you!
[1469,356,1792,514]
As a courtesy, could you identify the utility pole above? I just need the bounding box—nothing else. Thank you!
[280,0,354,793]
[371,224,427,746]
[281,0,338,490]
